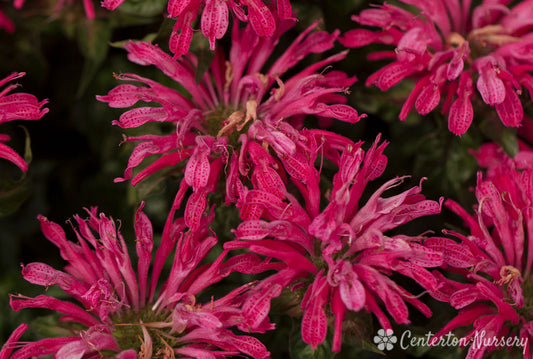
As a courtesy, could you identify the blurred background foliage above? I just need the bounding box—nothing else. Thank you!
[0,0,527,358]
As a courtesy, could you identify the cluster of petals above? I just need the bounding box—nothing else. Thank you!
[0,203,271,359]
[430,144,533,358]
[102,0,294,57]
[225,135,445,352]
[97,18,362,231]
[341,0,533,135]
[0,72,48,172]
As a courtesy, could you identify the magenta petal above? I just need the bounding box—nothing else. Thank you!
[339,275,365,311]
[131,150,191,186]
[330,289,346,353]
[201,0,229,50]
[0,142,28,171]
[340,29,381,48]
[301,275,329,348]
[424,237,477,268]
[0,10,15,33]
[134,203,154,307]
[100,0,124,10]
[242,284,282,328]
[184,190,208,231]
[415,84,440,115]
[450,287,481,309]
[169,13,195,57]
[276,0,292,19]
[476,61,506,105]
[95,84,147,108]
[8,337,79,359]
[370,62,416,90]
[434,304,493,338]
[244,0,275,37]
[383,287,410,324]
[185,146,211,190]
[22,263,87,298]
[446,42,469,81]
[10,294,99,327]
[0,323,28,359]
[448,95,473,135]
[495,84,523,127]
[234,220,270,240]
[397,27,427,62]
[227,335,270,359]
[114,107,168,128]
[320,104,365,123]
[167,0,191,17]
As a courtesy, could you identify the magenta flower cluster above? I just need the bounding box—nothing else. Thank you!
[1,0,533,358]
[341,0,533,135]
[0,72,48,172]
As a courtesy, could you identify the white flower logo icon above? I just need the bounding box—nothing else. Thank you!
[373,328,397,351]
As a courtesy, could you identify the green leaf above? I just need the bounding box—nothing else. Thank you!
[31,314,79,338]
[0,175,30,217]
[289,325,335,359]
[115,0,167,17]
[151,18,176,53]
[479,115,518,157]
[445,136,477,193]
[500,127,519,157]
[341,311,383,355]
[109,32,158,49]
[76,19,112,96]
[189,32,215,84]
[21,125,32,167]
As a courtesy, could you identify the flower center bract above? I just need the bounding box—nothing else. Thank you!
[203,100,257,148]
[446,25,520,59]
[111,306,175,357]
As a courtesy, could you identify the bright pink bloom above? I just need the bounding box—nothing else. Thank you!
[0,203,270,358]
[470,141,533,177]
[0,72,48,171]
[432,149,533,358]
[341,0,533,135]
[102,0,294,57]
[226,136,444,352]
[97,18,362,231]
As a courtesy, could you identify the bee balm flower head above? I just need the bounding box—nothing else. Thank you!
[102,0,294,57]
[97,18,363,231]
[341,0,533,135]
[0,203,270,359]
[432,147,533,358]
[226,136,445,352]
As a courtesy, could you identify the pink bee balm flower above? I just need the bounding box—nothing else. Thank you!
[97,18,362,231]
[225,135,444,352]
[470,141,533,177]
[102,0,294,57]
[0,72,48,171]
[0,203,270,359]
[341,0,533,135]
[432,153,533,358]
